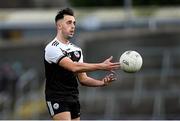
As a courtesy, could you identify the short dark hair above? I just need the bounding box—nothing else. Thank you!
[55,8,74,23]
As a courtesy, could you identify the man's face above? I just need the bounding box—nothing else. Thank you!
[57,15,76,39]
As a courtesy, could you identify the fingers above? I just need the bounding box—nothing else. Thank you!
[105,56,113,62]
[103,56,121,71]
[110,70,118,80]
[103,73,117,86]
[108,73,117,81]
[108,56,113,61]
[109,62,121,70]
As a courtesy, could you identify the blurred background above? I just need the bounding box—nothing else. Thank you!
[1,0,180,119]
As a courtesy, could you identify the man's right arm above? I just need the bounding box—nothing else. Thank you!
[45,44,120,73]
[58,56,120,73]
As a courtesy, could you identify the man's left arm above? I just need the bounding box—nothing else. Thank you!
[77,72,117,87]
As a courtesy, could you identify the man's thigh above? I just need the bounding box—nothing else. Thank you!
[53,111,71,120]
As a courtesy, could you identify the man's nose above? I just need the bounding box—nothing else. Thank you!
[72,24,75,28]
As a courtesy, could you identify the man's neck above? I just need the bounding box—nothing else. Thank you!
[56,33,69,44]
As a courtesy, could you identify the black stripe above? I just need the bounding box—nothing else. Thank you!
[56,55,66,64]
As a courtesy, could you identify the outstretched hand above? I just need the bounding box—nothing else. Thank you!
[102,56,120,71]
[102,71,118,86]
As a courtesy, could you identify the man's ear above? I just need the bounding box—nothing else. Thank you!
[57,21,62,30]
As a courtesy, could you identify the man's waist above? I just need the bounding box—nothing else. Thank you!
[45,90,79,100]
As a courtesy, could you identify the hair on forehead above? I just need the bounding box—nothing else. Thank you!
[55,8,74,23]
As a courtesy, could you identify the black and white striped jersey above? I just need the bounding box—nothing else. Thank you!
[44,38,83,100]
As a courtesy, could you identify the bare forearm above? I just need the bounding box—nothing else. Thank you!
[80,76,104,87]
[72,62,104,73]
[78,72,117,87]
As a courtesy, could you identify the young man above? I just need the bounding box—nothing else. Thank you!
[44,8,120,120]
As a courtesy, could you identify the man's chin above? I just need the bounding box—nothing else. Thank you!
[67,35,73,39]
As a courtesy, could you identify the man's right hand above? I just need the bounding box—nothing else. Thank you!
[101,56,120,71]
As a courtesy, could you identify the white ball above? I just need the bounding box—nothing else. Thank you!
[119,50,143,73]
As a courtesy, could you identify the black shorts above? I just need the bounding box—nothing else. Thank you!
[46,99,80,119]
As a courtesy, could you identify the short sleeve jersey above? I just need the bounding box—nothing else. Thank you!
[44,38,83,100]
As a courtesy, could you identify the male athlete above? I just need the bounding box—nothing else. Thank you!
[44,8,120,120]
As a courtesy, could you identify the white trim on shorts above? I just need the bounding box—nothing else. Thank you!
[47,101,54,116]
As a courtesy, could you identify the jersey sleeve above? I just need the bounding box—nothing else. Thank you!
[45,45,66,64]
